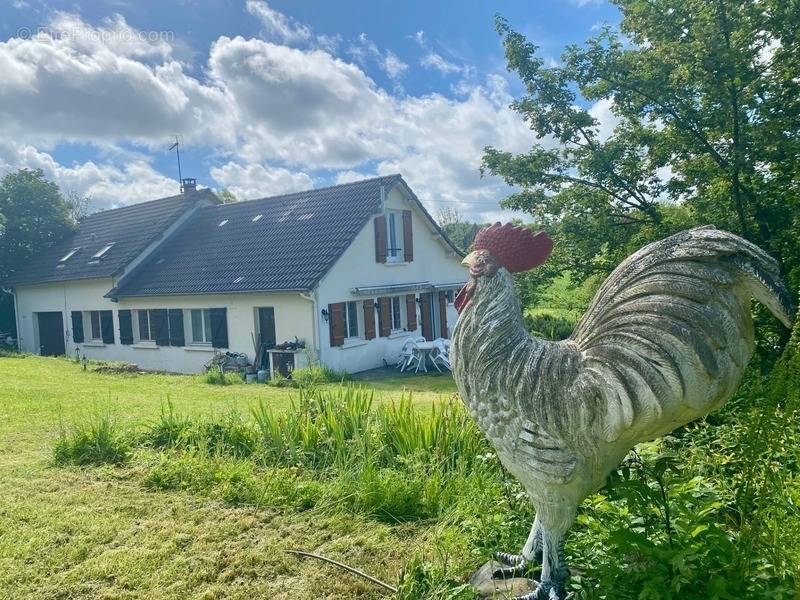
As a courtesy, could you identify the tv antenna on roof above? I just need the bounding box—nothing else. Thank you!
[168,135,184,191]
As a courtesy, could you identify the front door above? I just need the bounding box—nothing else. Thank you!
[37,312,65,356]
[257,307,276,349]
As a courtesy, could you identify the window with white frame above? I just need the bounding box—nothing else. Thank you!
[136,309,154,342]
[385,210,404,261]
[390,296,403,331]
[344,301,361,339]
[190,309,213,344]
[88,311,102,340]
[444,290,455,304]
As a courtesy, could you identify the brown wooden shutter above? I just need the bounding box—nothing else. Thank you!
[374,215,387,263]
[378,296,391,337]
[438,292,448,338]
[363,300,376,340]
[329,302,345,347]
[402,210,413,262]
[405,294,417,331]
[420,293,432,341]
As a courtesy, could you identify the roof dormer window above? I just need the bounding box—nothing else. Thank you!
[87,242,115,265]
[59,247,80,263]
[92,243,115,259]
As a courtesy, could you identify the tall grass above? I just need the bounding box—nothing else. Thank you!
[52,368,800,598]
[53,413,131,466]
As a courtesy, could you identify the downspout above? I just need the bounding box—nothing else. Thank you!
[299,289,319,363]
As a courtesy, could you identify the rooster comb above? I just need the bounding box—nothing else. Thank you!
[473,222,554,273]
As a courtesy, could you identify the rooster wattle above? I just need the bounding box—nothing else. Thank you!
[451,224,795,600]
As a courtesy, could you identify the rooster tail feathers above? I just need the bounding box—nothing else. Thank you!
[688,226,795,328]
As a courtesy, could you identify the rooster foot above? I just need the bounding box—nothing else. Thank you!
[492,552,529,579]
[512,580,562,600]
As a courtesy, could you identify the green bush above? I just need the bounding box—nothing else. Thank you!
[266,364,352,388]
[203,370,242,385]
[524,311,577,340]
[53,414,131,466]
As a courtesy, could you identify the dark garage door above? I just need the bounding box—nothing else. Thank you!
[37,312,65,356]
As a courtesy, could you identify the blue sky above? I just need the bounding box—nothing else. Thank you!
[0,0,620,220]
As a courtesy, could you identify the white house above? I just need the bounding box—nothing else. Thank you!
[7,175,466,374]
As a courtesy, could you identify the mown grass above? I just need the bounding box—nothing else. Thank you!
[0,355,456,599]
[5,347,800,599]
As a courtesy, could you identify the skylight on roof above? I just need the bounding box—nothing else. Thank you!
[233,276,245,284]
[218,219,229,227]
[59,247,80,263]
[252,214,263,222]
[92,243,115,259]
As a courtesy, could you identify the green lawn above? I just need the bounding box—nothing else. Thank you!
[0,355,457,599]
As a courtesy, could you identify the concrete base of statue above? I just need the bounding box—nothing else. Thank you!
[469,561,539,599]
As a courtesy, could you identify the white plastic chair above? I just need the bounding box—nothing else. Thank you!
[430,339,451,371]
[398,339,421,372]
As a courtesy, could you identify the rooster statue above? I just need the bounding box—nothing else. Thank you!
[451,224,794,600]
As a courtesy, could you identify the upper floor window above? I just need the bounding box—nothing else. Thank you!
[385,210,404,262]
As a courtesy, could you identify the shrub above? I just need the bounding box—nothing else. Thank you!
[53,414,131,466]
[203,370,242,385]
[267,364,352,388]
[524,311,576,340]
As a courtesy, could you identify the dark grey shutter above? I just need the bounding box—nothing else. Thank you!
[151,309,169,346]
[71,311,84,343]
[118,310,133,345]
[168,309,185,346]
[100,310,114,344]
[210,308,228,348]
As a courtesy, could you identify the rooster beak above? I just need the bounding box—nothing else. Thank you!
[461,251,477,268]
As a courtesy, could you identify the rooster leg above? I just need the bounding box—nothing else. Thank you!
[511,507,572,600]
[492,516,542,578]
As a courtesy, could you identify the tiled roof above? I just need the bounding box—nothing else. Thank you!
[7,189,218,287]
[111,175,409,297]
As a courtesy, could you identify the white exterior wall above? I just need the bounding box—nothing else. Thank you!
[316,186,466,373]
[15,278,315,373]
[13,184,468,375]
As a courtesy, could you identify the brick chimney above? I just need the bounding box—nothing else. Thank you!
[181,178,197,194]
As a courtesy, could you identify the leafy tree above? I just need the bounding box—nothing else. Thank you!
[484,0,800,294]
[0,169,75,282]
[217,188,238,204]
[0,169,76,336]
[435,207,485,253]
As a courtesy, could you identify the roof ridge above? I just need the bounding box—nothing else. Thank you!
[82,188,213,220]
[226,173,402,207]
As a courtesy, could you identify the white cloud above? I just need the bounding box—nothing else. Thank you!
[0,12,233,148]
[420,52,463,74]
[245,0,311,45]
[382,51,408,80]
[209,161,313,199]
[347,33,407,81]
[588,97,620,142]
[0,139,178,211]
[0,10,535,222]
